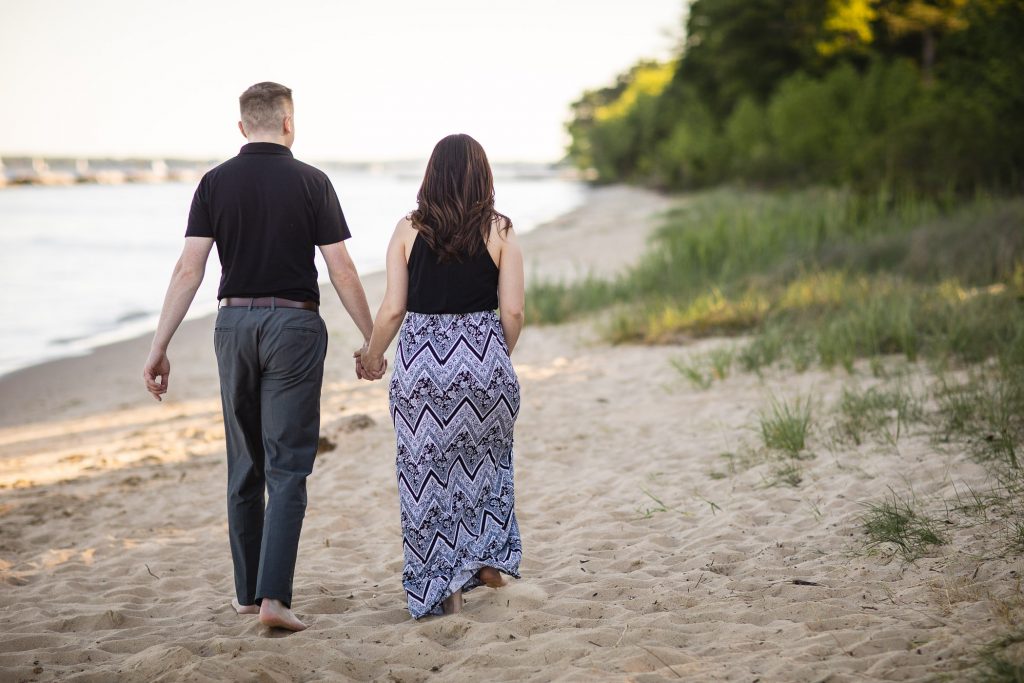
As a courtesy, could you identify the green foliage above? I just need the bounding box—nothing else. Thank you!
[565,0,1024,194]
[724,97,773,178]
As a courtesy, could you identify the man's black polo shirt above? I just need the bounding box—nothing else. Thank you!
[185,142,350,304]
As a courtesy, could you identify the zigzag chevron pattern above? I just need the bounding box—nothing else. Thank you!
[389,311,523,619]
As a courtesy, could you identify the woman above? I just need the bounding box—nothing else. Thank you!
[358,134,525,618]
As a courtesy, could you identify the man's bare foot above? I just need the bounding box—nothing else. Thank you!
[478,567,506,588]
[441,590,463,615]
[232,598,259,615]
[258,598,307,631]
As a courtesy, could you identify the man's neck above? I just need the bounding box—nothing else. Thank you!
[245,134,291,148]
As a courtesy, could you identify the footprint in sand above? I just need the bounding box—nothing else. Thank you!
[417,618,473,646]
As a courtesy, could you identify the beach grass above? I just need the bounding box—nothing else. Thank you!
[966,630,1024,682]
[832,383,924,446]
[669,345,736,390]
[860,489,947,560]
[764,460,804,488]
[527,189,1024,370]
[759,394,813,458]
[934,362,1024,474]
[529,187,1024,479]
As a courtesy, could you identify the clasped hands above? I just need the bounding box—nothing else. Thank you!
[354,343,387,381]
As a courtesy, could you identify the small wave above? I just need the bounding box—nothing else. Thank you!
[116,310,152,324]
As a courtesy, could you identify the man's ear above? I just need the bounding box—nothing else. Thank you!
[237,121,247,139]
[283,114,294,136]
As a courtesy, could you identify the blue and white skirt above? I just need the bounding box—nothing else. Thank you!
[389,310,522,618]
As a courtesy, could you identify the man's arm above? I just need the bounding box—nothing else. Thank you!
[143,237,214,401]
[319,241,374,342]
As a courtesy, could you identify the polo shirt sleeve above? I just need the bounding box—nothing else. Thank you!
[184,175,214,238]
[314,176,352,245]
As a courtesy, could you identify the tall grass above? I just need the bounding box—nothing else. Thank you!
[527,191,1024,369]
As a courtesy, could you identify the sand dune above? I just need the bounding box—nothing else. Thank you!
[1,186,1020,682]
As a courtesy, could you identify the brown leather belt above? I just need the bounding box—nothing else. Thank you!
[219,296,318,312]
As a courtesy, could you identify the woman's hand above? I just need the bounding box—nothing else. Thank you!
[361,352,388,380]
[353,346,387,381]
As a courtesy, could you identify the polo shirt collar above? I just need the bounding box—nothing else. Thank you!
[239,142,293,157]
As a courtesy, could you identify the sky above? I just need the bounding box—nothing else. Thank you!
[0,0,683,162]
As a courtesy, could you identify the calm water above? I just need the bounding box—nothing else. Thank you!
[0,169,587,376]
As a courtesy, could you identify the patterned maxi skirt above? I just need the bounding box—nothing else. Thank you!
[389,310,523,618]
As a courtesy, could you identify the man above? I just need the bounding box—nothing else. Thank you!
[143,82,377,631]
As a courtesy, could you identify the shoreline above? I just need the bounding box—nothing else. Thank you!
[0,170,588,383]
[0,185,666,429]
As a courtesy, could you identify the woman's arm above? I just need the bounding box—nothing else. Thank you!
[360,219,413,377]
[496,225,525,354]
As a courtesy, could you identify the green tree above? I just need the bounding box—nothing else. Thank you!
[876,0,970,81]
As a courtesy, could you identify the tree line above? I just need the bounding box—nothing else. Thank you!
[567,0,1024,194]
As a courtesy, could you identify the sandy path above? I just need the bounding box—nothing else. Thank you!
[1,186,1020,682]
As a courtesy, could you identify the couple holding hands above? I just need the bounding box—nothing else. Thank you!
[143,82,523,630]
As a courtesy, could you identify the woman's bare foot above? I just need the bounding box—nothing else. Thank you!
[258,598,307,631]
[478,567,506,588]
[441,590,463,615]
[232,598,259,615]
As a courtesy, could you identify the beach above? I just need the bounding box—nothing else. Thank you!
[1,186,1021,682]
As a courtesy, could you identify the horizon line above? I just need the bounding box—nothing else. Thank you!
[0,153,569,165]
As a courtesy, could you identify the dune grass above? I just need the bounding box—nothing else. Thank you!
[967,630,1024,682]
[860,489,947,561]
[527,189,1024,368]
[833,383,924,446]
[530,187,1024,476]
[934,361,1024,475]
[759,395,813,458]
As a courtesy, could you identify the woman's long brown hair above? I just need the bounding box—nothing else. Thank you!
[410,134,511,263]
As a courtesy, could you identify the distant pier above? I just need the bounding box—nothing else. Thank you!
[0,156,213,188]
[0,156,581,189]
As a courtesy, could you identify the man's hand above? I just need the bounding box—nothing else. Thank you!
[143,349,171,401]
[353,344,368,380]
[353,346,387,381]
[144,236,212,402]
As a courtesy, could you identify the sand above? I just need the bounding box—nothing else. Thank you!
[1,186,1021,682]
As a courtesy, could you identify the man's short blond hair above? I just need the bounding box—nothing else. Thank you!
[239,82,293,133]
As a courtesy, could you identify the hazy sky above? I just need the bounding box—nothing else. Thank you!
[0,0,682,162]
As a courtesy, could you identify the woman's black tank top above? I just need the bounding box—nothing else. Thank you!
[406,233,499,314]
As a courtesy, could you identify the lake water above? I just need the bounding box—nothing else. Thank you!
[0,168,587,376]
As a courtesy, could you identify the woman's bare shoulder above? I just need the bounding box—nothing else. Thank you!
[488,215,515,243]
[395,214,418,238]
